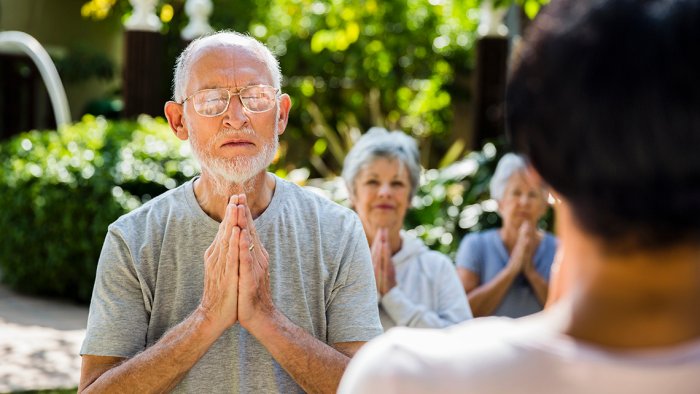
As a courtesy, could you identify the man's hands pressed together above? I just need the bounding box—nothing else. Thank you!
[200,194,275,334]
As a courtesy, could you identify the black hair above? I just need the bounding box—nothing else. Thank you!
[507,0,700,250]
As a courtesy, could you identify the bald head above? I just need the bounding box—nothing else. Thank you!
[172,31,281,103]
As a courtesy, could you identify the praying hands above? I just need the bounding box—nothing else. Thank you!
[200,194,274,332]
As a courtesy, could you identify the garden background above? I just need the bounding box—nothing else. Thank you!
[0,0,551,305]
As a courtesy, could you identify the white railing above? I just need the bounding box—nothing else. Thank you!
[0,31,71,128]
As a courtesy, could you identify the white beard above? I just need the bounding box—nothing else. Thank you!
[189,114,279,194]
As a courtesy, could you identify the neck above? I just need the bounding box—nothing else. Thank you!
[560,228,700,349]
[194,171,275,222]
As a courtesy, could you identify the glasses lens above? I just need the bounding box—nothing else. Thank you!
[240,85,277,112]
[192,89,229,116]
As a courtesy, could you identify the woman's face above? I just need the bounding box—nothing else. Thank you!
[498,171,548,229]
[351,157,412,235]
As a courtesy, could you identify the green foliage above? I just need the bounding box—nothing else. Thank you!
[81,0,523,175]
[0,116,197,303]
[53,44,115,84]
[405,139,503,257]
[257,0,481,175]
[80,0,551,177]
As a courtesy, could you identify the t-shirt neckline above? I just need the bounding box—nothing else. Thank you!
[183,174,287,232]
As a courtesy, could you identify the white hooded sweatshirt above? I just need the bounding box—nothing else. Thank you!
[379,232,473,331]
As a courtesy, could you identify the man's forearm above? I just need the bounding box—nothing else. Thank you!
[81,307,224,393]
[247,309,350,394]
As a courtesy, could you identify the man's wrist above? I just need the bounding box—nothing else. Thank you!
[192,305,230,339]
[242,306,285,337]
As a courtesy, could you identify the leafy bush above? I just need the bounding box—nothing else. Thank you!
[405,140,504,257]
[0,115,197,303]
[0,117,552,302]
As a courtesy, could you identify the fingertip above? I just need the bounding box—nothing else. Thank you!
[237,204,247,224]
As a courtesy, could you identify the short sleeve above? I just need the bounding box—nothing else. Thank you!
[455,233,482,275]
[325,218,383,344]
[80,226,149,358]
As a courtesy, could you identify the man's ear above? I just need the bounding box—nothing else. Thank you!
[276,94,292,136]
[164,101,189,141]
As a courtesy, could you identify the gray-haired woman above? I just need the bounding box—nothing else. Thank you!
[343,128,472,331]
[456,153,557,318]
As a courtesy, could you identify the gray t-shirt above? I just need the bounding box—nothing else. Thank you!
[81,175,383,393]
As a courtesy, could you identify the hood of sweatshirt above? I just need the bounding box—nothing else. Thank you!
[392,231,428,269]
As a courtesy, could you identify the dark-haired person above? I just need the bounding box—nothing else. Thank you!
[338,0,700,392]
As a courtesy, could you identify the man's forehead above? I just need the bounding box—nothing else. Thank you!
[189,43,265,70]
[187,44,272,87]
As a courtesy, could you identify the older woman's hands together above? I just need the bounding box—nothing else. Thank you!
[507,221,540,276]
[371,228,396,296]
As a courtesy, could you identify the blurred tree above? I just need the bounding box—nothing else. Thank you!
[81,0,547,177]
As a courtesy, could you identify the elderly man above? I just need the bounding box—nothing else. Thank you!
[79,31,382,393]
[339,0,700,393]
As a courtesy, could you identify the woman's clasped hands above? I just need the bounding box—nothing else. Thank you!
[371,228,396,296]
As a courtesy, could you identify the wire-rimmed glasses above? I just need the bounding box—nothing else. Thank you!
[181,84,279,117]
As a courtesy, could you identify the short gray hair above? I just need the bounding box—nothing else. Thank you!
[172,31,282,103]
[489,153,530,200]
[342,127,421,199]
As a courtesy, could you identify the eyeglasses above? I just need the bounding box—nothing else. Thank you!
[181,84,279,117]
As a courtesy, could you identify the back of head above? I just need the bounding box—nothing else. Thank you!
[507,0,700,250]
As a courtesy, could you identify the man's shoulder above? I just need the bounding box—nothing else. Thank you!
[275,176,361,226]
[109,180,192,233]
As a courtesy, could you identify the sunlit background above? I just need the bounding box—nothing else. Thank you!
[0,0,550,391]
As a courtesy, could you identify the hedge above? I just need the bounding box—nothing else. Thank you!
[0,115,197,302]
[0,117,551,303]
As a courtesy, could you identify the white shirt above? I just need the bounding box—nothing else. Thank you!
[339,304,700,394]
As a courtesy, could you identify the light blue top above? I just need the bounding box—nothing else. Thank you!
[456,229,557,318]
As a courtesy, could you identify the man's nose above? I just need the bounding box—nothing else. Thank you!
[222,94,248,129]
